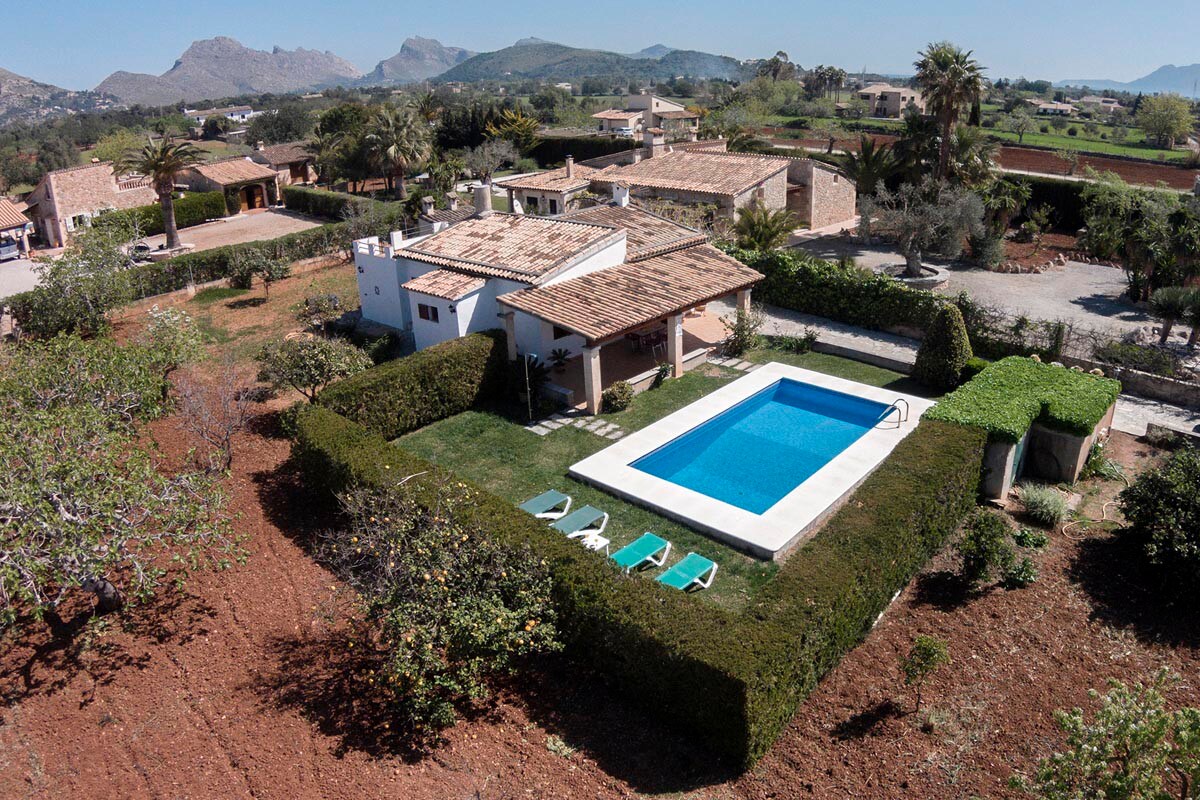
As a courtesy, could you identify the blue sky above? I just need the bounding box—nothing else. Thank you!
[7,0,1195,90]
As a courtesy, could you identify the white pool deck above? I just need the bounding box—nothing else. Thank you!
[569,363,935,561]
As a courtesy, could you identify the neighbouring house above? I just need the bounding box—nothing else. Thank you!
[854,83,926,118]
[178,157,281,213]
[496,156,600,215]
[1078,95,1124,113]
[353,185,762,412]
[249,140,317,186]
[184,105,262,126]
[416,192,475,235]
[591,93,700,137]
[554,82,574,92]
[1028,99,1076,116]
[22,162,158,248]
[0,198,33,259]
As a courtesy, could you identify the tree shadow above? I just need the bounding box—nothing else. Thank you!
[226,297,266,310]
[1069,293,1150,324]
[831,699,904,740]
[1068,533,1200,648]
[909,570,976,611]
[250,453,336,551]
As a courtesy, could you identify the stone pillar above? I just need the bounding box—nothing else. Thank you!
[668,314,684,378]
[502,312,518,361]
[737,289,752,314]
[582,345,602,415]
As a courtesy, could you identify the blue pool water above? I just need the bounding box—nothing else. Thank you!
[631,379,891,514]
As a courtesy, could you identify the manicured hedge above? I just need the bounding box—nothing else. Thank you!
[318,331,510,439]
[926,355,1121,442]
[529,136,634,167]
[98,191,227,236]
[283,185,379,221]
[291,393,987,766]
[1014,174,1087,231]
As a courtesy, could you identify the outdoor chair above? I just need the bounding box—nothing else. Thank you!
[609,532,672,573]
[550,505,609,537]
[519,489,572,521]
[656,553,718,591]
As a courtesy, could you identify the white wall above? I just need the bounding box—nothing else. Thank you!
[542,238,627,286]
[409,292,465,350]
[355,239,408,330]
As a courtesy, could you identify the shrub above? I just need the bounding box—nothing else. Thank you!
[1013,528,1049,549]
[927,356,1121,442]
[971,233,1006,268]
[770,329,819,354]
[956,509,1015,586]
[1093,340,1182,378]
[914,305,973,391]
[318,331,509,439]
[721,305,765,357]
[283,185,374,220]
[961,356,990,382]
[256,337,373,403]
[900,635,950,712]
[1002,556,1039,588]
[1119,447,1200,595]
[1081,438,1124,481]
[601,380,635,412]
[1019,482,1068,527]
[95,191,227,237]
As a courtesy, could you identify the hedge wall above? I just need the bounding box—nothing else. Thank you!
[529,136,635,167]
[283,185,378,221]
[97,191,227,237]
[291,390,986,765]
[1014,174,1087,231]
[318,331,510,439]
[926,355,1121,442]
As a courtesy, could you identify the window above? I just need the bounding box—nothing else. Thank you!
[552,326,572,340]
[418,303,439,323]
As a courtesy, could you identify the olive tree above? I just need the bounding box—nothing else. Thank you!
[255,336,372,402]
[1137,94,1194,148]
[862,179,985,277]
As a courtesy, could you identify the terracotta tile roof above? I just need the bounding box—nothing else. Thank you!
[497,244,762,344]
[399,212,622,284]
[0,198,29,231]
[402,268,486,300]
[592,109,642,120]
[496,164,599,193]
[560,203,706,261]
[189,158,278,186]
[254,141,312,166]
[593,151,788,197]
[655,109,699,119]
[419,202,475,225]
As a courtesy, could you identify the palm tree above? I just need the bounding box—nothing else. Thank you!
[734,203,798,250]
[913,42,985,180]
[1150,286,1192,344]
[113,138,204,250]
[981,178,1032,235]
[484,107,541,154]
[842,136,896,196]
[1183,289,1200,348]
[365,105,431,199]
[946,124,998,187]
[305,131,344,186]
[413,90,442,125]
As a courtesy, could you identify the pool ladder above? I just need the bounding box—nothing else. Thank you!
[879,398,910,429]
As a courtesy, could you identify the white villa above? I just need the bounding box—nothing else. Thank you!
[354,185,762,413]
[592,94,700,136]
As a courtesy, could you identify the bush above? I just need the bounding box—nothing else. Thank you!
[721,305,764,357]
[1018,483,1068,527]
[601,380,635,412]
[1094,340,1182,378]
[291,402,987,766]
[971,233,1006,268]
[1002,556,1039,588]
[956,509,1015,585]
[1013,527,1049,549]
[256,337,373,403]
[1119,448,1200,595]
[927,356,1121,442]
[318,331,509,440]
[900,635,950,712]
[914,305,973,391]
[283,185,374,220]
[961,356,990,382]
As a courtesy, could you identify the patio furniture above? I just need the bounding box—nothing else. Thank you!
[551,505,609,538]
[575,532,611,554]
[656,553,718,591]
[609,532,672,573]
[519,489,572,521]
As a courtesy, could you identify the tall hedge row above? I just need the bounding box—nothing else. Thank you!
[292,371,987,765]
[529,136,635,167]
[317,331,510,439]
[98,191,228,237]
[283,185,381,221]
[1016,174,1087,231]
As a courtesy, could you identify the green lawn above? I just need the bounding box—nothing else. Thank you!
[742,348,937,399]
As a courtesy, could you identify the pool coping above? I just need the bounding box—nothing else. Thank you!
[568,363,935,561]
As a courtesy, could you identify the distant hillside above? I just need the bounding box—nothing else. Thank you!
[629,44,675,59]
[364,37,474,85]
[0,67,116,126]
[95,36,363,105]
[1057,63,1200,96]
[437,40,745,83]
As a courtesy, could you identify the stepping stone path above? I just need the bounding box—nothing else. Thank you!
[707,354,759,372]
[524,411,628,440]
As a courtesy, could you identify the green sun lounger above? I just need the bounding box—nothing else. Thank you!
[609,532,671,573]
[550,505,609,537]
[656,553,718,591]
[519,489,572,520]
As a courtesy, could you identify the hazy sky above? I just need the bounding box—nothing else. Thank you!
[7,0,1195,90]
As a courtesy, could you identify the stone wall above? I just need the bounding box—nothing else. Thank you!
[805,164,858,230]
[732,171,788,213]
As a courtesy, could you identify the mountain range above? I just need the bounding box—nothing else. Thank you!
[0,67,117,126]
[364,37,475,84]
[436,40,744,83]
[1056,63,1200,96]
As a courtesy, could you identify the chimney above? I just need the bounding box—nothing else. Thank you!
[631,148,643,164]
[255,140,265,151]
[612,183,630,207]
[565,155,574,178]
[446,192,459,211]
[473,184,493,216]
[420,195,435,215]
[642,128,666,158]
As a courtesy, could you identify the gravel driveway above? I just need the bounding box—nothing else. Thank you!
[142,208,323,253]
[0,257,39,300]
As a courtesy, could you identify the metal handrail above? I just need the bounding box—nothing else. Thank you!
[878,397,910,429]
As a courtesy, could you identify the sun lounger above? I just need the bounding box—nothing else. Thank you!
[609,533,671,573]
[550,505,609,537]
[519,489,572,520]
[656,553,718,591]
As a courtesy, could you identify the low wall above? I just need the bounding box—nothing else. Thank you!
[1061,355,1200,410]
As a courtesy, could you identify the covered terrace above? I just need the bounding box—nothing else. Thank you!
[498,244,762,414]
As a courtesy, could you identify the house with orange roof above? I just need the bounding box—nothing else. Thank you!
[178,157,281,213]
[591,93,699,137]
[22,161,158,248]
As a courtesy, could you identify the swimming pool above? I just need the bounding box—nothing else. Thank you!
[569,363,935,560]
[631,380,891,514]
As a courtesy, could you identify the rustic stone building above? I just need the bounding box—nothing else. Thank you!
[22,162,158,248]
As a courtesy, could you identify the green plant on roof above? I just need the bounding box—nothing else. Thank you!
[914,304,973,391]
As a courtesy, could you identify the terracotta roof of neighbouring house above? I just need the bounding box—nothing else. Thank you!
[254,141,312,166]
[188,158,278,186]
[560,203,706,261]
[592,150,789,197]
[0,198,29,231]
[592,109,642,120]
[401,268,487,300]
[419,201,475,225]
[656,109,699,119]
[398,212,623,284]
[189,105,253,117]
[497,244,762,344]
[496,164,600,193]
